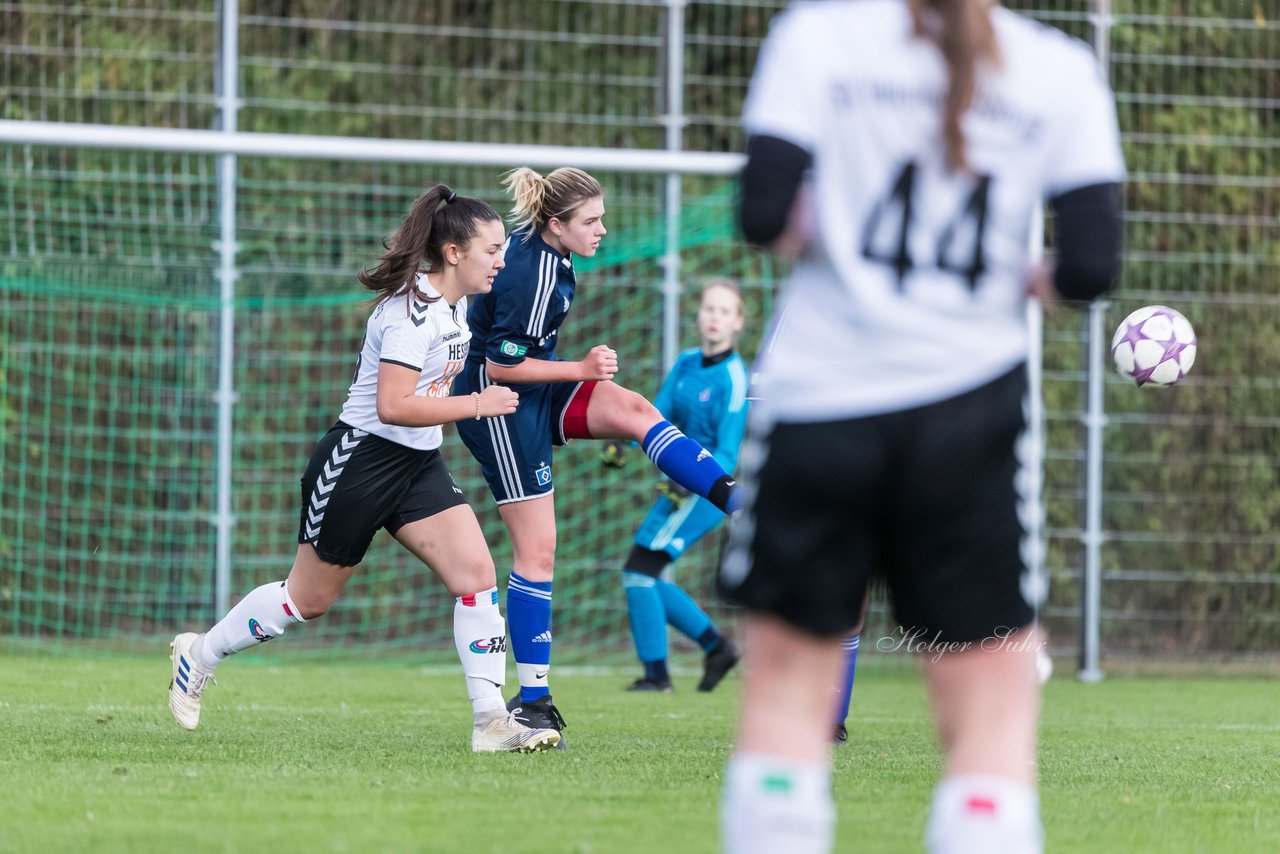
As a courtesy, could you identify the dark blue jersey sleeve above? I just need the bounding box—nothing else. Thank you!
[484,264,542,368]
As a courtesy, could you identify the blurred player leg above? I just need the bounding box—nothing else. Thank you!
[923,628,1043,854]
[832,634,859,744]
[722,615,841,854]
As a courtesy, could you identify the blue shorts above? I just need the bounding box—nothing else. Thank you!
[454,361,597,504]
[634,494,726,562]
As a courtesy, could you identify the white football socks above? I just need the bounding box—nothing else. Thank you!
[195,580,306,670]
[723,753,834,854]
[926,774,1042,854]
[452,588,507,715]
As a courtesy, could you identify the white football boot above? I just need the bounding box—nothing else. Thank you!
[471,709,561,753]
[168,632,215,730]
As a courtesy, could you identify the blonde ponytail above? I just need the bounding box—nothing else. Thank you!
[502,166,605,235]
[503,167,549,234]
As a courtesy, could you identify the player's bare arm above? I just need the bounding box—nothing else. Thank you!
[376,362,518,426]
[485,343,618,384]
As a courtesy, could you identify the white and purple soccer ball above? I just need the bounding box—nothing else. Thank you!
[1111,305,1197,387]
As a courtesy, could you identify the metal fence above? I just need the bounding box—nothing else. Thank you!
[2,1,1276,667]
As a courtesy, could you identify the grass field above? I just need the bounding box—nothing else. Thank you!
[2,653,1278,853]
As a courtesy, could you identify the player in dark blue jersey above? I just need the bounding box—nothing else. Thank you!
[453,167,743,745]
[607,280,749,694]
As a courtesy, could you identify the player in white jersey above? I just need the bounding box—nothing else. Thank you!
[166,184,560,753]
[720,2,1125,852]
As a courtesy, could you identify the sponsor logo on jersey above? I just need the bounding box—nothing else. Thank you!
[699,387,712,403]
[500,340,528,357]
[468,635,508,654]
[534,462,552,487]
[249,618,272,642]
[442,330,461,341]
[447,342,468,361]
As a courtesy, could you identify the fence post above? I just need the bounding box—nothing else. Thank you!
[1077,0,1114,683]
[1079,300,1109,682]
[661,0,687,373]
[213,0,240,618]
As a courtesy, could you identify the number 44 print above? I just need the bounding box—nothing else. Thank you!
[860,161,991,292]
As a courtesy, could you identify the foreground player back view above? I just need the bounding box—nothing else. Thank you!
[721,0,1125,851]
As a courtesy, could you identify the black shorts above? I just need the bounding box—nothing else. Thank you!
[720,365,1035,643]
[296,422,469,566]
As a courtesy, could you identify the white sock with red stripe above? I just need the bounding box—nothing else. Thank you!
[453,587,507,715]
[926,774,1041,854]
[194,580,306,670]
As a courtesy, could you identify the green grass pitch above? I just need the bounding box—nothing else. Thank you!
[2,654,1277,853]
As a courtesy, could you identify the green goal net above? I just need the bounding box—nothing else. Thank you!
[0,147,781,663]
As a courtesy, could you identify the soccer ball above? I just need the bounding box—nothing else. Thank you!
[1110,305,1197,387]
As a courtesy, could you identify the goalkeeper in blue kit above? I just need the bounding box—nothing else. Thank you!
[602,280,750,692]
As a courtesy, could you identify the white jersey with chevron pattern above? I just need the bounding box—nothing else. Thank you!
[338,272,471,451]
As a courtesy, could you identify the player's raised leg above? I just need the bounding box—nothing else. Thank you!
[583,381,741,513]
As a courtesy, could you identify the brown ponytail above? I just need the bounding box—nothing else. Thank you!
[909,0,1002,172]
[358,184,500,308]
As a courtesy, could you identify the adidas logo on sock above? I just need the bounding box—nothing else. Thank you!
[531,631,552,643]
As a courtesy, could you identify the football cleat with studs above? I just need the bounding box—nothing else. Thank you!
[471,710,561,753]
[168,632,215,730]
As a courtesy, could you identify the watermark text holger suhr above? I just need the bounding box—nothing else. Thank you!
[875,626,1047,663]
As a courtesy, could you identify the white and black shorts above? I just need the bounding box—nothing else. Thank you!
[296,422,469,567]
[720,365,1035,643]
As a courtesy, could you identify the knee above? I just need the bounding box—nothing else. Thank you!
[608,389,660,439]
[448,557,499,598]
[624,389,660,422]
[289,589,334,621]
[514,543,556,582]
[623,546,670,579]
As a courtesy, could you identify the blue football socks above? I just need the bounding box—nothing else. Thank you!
[623,570,668,664]
[657,577,716,649]
[836,634,860,725]
[507,572,553,703]
[642,421,738,513]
